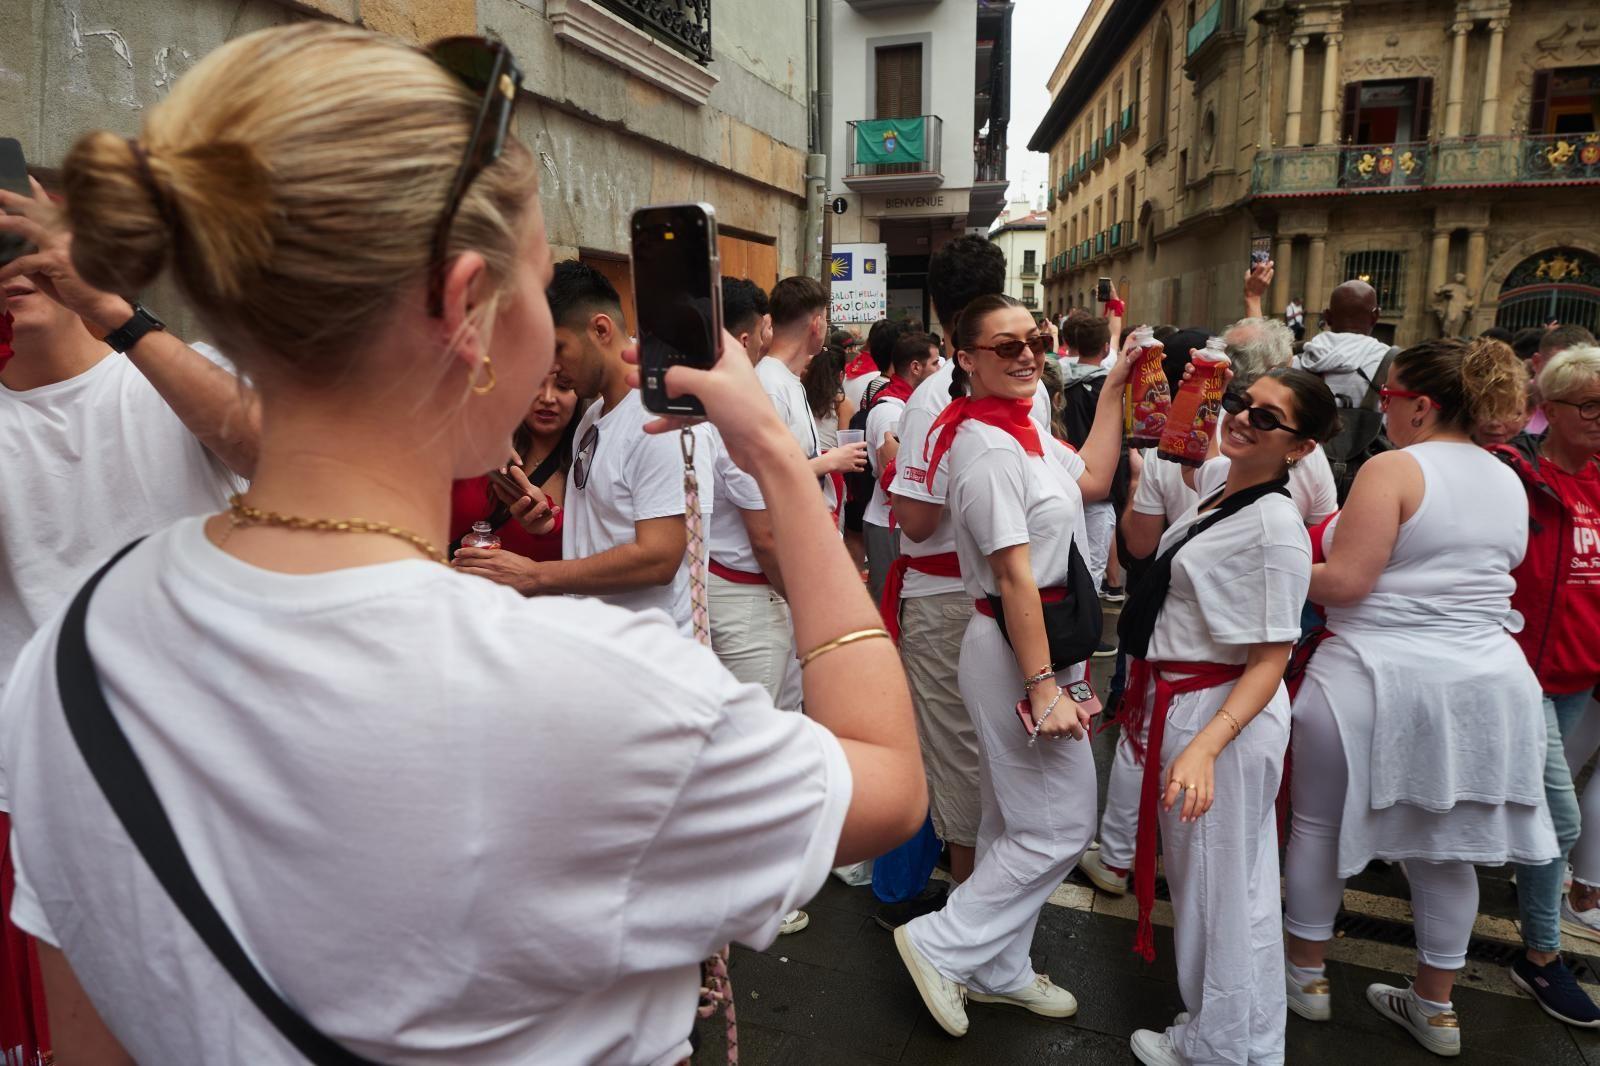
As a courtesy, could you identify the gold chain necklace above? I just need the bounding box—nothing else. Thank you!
[225,494,447,565]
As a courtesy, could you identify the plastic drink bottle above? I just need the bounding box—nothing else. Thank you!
[461,520,501,550]
[1158,336,1231,468]
[1123,325,1171,448]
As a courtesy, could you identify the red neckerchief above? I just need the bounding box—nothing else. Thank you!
[924,395,1041,479]
[844,351,877,379]
[874,374,915,406]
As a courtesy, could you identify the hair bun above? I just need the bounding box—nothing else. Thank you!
[64,131,273,300]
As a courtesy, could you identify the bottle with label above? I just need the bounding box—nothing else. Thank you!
[1158,336,1231,468]
[1123,325,1171,448]
[461,520,501,551]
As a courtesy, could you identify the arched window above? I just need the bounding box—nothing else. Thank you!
[1150,19,1172,149]
[1496,248,1600,332]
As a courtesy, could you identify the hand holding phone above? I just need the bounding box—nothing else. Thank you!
[0,139,38,269]
[632,203,722,417]
[1097,277,1112,303]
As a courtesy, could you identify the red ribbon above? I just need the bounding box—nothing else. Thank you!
[1124,658,1245,963]
[924,396,1041,485]
[878,552,962,641]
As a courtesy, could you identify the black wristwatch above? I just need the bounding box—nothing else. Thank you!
[105,303,167,354]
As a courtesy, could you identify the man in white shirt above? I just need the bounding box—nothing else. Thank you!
[756,277,868,488]
[862,331,941,604]
[707,277,793,706]
[454,261,712,633]
[0,185,255,693]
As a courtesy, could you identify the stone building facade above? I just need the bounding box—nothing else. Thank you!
[2,0,811,334]
[1031,0,1600,345]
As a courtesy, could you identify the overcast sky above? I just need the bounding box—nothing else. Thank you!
[1007,0,1091,207]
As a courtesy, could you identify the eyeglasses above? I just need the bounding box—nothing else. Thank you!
[1379,387,1441,411]
[572,424,600,490]
[1549,398,1600,421]
[971,336,1050,360]
[1220,390,1305,436]
[425,37,524,317]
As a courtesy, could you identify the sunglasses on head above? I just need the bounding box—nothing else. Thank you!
[1221,390,1305,436]
[971,335,1050,360]
[425,36,524,317]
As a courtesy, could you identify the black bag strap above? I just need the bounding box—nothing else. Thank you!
[1118,477,1290,660]
[1352,346,1400,411]
[55,541,383,1066]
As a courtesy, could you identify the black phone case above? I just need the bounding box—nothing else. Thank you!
[633,203,722,417]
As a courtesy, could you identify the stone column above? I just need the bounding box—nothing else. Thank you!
[1465,227,1488,300]
[1317,34,1343,145]
[1305,236,1328,328]
[1285,36,1308,146]
[1273,235,1294,312]
[1426,228,1452,302]
[1480,18,1507,135]
[1443,21,1472,137]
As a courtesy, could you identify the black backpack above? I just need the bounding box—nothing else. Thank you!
[1320,346,1399,504]
[1060,367,1132,511]
[844,377,889,515]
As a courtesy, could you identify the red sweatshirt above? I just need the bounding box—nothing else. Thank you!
[1492,435,1600,695]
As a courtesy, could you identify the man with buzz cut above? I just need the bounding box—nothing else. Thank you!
[455,260,712,634]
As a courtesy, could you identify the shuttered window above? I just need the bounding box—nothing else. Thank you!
[875,45,923,119]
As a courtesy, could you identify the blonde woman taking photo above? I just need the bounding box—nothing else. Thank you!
[0,24,922,1065]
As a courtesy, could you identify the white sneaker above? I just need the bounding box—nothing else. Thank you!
[1287,970,1332,1021]
[967,973,1078,1018]
[893,925,968,1036]
[1130,1028,1184,1066]
[778,909,809,935]
[1562,897,1600,946]
[1077,843,1129,895]
[1366,983,1460,1057]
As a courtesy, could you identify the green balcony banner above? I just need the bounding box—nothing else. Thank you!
[856,118,926,165]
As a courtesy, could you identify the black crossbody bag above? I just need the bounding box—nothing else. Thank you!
[55,542,383,1066]
[983,536,1104,670]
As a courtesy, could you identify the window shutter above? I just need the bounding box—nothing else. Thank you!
[1341,83,1360,143]
[1414,77,1434,140]
[875,45,923,119]
[1528,70,1551,133]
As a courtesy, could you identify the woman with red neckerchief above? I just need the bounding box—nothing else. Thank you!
[893,293,1127,1037]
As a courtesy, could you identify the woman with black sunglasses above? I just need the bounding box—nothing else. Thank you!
[1119,367,1338,1066]
[1284,339,1556,1056]
[0,24,925,1065]
[894,294,1128,1037]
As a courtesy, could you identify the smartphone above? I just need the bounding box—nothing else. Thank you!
[1250,235,1272,267]
[631,203,722,417]
[486,467,521,497]
[1096,276,1111,302]
[0,138,36,268]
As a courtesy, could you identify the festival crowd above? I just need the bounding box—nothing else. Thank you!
[0,23,1599,1066]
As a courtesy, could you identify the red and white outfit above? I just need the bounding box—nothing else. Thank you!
[1124,464,1309,1065]
[863,375,913,604]
[901,398,1097,995]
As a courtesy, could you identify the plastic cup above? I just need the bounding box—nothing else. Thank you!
[837,429,866,446]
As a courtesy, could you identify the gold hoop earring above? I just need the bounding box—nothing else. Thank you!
[1286,456,1299,470]
[471,357,497,396]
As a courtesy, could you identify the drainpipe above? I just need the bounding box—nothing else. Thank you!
[804,0,832,288]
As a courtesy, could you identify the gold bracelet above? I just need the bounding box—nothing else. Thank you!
[798,627,892,669]
[1215,708,1243,737]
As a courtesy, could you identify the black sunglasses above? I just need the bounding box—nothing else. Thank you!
[1221,390,1305,437]
[425,37,524,317]
[971,335,1050,360]
[573,424,600,491]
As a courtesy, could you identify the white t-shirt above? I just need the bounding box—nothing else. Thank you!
[0,347,240,692]
[947,423,1089,601]
[562,392,714,633]
[863,395,907,529]
[890,361,1052,597]
[844,371,883,411]
[755,356,820,459]
[1132,444,1340,528]
[1146,463,1312,663]
[707,429,766,575]
[0,519,850,1065]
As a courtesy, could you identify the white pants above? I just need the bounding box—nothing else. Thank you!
[1084,500,1115,590]
[1284,688,1480,970]
[708,573,797,710]
[1159,684,1290,1066]
[1097,717,1147,870]
[904,613,1097,995]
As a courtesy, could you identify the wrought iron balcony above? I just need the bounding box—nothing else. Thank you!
[1047,186,1056,209]
[1089,138,1103,166]
[1104,124,1119,157]
[1433,133,1600,186]
[844,115,944,191]
[1252,140,1427,195]
[593,0,711,64]
[1186,2,1221,56]
[1070,248,1078,266]
[1109,221,1123,248]
[1120,103,1139,141]
[1095,230,1108,255]
[1253,134,1600,196]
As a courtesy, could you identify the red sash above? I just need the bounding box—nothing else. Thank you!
[878,552,962,641]
[827,470,846,528]
[1124,658,1246,963]
[708,559,769,586]
[973,586,1067,617]
[924,396,1041,485]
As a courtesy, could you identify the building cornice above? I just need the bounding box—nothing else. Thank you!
[1028,0,1163,151]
